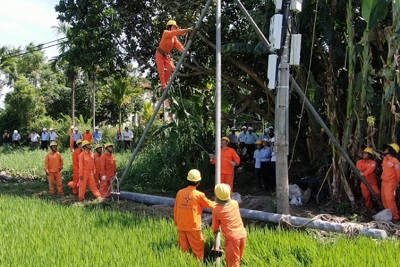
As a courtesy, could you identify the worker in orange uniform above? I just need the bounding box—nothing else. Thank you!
[210,137,241,194]
[69,126,75,151]
[155,20,192,89]
[78,140,102,201]
[212,183,246,267]
[174,169,215,260]
[381,143,400,221]
[45,142,64,195]
[356,147,380,210]
[83,129,93,143]
[100,143,117,198]
[94,143,103,188]
[69,139,82,194]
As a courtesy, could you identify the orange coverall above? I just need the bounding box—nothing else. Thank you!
[94,152,102,187]
[45,151,64,195]
[381,155,400,220]
[212,200,247,267]
[78,150,101,201]
[99,152,116,198]
[71,147,82,194]
[356,159,380,209]
[211,148,241,193]
[83,132,93,143]
[155,29,188,88]
[174,185,215,260]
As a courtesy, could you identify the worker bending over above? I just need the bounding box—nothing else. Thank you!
[355,147,380,210]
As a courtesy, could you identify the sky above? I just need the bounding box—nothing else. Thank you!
[0,0,61,107]
[0,0,61,60]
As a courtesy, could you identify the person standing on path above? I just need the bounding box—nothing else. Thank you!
[210,137,241,194]
[78,140,102,201]
[45,142,64,196]
[174,169,215,261]
[212,183,247,267]
[100,143,117,198]
[41,128,50,150]
[381,143,400,221]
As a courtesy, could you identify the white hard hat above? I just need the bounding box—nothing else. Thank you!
[49,128,54,131]
[262,138,269,142]
[74,127,78,131]
[43,128,47,131]
[248,126,253,131]
[265,127,269,132]
[241,126,247,129]
[14,130,18,134]
[269,126,274,130]
[95,126,99,130]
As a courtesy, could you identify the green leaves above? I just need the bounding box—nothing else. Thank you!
[361,0,390,29]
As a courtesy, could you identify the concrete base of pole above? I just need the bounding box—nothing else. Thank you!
[118,191,387,239]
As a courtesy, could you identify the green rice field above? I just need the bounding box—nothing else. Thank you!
[0,148,400,266]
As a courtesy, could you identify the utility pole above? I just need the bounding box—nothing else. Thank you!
[269,0,302,214]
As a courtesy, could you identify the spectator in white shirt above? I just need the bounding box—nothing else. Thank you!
[12,130,21,146]
[123,127,134,149]
[49,128,58,142]
[41,128,50,150]
[29,129,40,150]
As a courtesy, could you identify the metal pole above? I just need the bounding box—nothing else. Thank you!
[92,75,96,131]
[119,0,214,186]
[233,0,271,50]
[290,76,383,208]
[215,0,222,265]
[275,0,290,214]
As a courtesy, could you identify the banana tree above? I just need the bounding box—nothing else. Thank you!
[378,0,400,147]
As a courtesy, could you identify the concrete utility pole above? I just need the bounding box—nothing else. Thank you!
[269,0,302,213]
[275,0,290,214]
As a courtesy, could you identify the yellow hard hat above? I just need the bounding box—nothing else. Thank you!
[363,147,374,155]
[187,169,201,182]
[82,140,91,147]
[166,20,177,26]
[389,143,400,153]
[50,142,57,147]
[70,125,74,129]
[221,137,230,143]
[94,144,103,150]
[76,139,83,145]
[104,142,114,148]
[256,140,262,145]
[214,183,231,201]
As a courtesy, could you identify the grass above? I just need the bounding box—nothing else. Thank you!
[1,148,400,266]
[0,192,399,266]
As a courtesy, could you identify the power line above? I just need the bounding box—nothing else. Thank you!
[2,37,68,59]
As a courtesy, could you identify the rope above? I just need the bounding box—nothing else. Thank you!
[288,0,320,170]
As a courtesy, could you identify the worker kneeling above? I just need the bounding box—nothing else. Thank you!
[100,142,117,198]
[212,183,247,267]
[174,169,216,260]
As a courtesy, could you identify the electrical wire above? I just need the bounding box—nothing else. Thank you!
[2,38,68,59]
[288,0,319,170]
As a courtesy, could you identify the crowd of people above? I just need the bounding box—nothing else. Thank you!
[219,126,277,192]
[46,136,117,202]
